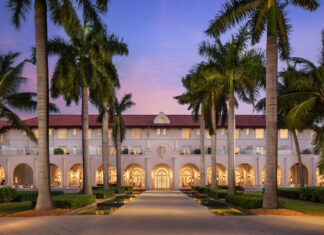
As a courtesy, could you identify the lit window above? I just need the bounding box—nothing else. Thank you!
[133,146,141,154]
[235,129,240,139]
[256,128,264,139]
[98,146,102,153]
[49,128,52,135]
[33,146,37,155]
[182,128,191,138]
[206,131,211,138]
[197,128,200,135]
[24,146,27,153]
[59,146,67,154]
[246,128,250,135]
[6,130,10,140]
[222,145,226,153]
[235,146,240,154]
[109,147,116,155]
[88,129,92,138]
[73,129,77,136]
[221,128,225,135]
[108,129,113,138]
[73,146,77,154]
[280,129,289,139]
[98,129,102,136]
[23,130,26,135]
[133,128,141,138]
[157,117,166,123]
[33,129,39,139]
[58,128,67,138]
[295,130,299,135]
[256,146,264,155]
[0,134,3,143]
[157,128,167,136]
[182,146,191,155]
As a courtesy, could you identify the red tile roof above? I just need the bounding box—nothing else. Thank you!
[6,114,265,128]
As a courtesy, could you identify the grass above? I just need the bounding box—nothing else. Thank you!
[280,197,324,216]
[0,201,32,216]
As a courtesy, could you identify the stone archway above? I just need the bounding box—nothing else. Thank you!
[68,164,83,188]
[151,164,173,189]
[13,163,33,186]
[0,165,5,185]
[261,165,283,186]
[50,164,62,186]
[316,168,324,186]
[235,163,256,187]
[124,164,145,189]
[289,163,309,186]
[207,164,228,186]
[96,164,117,185]
[179,163,200,189]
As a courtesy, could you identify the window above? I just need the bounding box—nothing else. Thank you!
[73,146,77,154]
[256,146,264,155]
[206,131,211,138]
[6,130,10,140]
[73,129,77,136]
[256,128,264,139]
[49,128,52,135]
[33,146,38,155]
[59,146,67,154]
[133,128,141,138]
[88,129,92,138]
[108,129,113,138]
[98,129,102,136]
[245,128,250,135]
[197,128,200,135]
[157,117,166,123]
[235,146,240,154]
[157,128,167,136]
[0,134,3,143]
[109,147,116,155]
[280,129,289,139]
[182,146,191,155]
[222,145,226,153]
[98,146,102,153]
[24,146,27,154]
[23,130,26,135]
[182,128,191,138]
[58,128,67,138]
[133,146,141,154]
[235,129,240,139]
[221,128,225,135]
[33,129,39,139]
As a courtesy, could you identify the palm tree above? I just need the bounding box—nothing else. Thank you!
[7,0,110,209]
[200,25,265,195]
[206,0,319,209]
[111,94,135,187]
[90,35,128,190]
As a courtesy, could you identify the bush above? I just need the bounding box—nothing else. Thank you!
[193,148,201,154]
[300,187,324,203]
[0,188,17,203]
[207,147,211,154]
[93,189,115,199]
[226,194,263,209]
[54,148,64,155]
[277,188,300,200]
[193,186,210,194]
[122,149,129,154]
[122,186,133,191]
[15,191,64,202]
[208,190,243,199]
[32,194,96,209]
[217,185,243,191]
[92,186,103,190]
[112,187,126,194]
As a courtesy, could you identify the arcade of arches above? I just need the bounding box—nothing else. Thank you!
[0,166,5,184]
[262,166,283,186]
[151,164,173,189]
[124,164,145,189]
[96,164,117,185]
[179,164,200,188]
[207,164,227,186]
[13,164,33,186]
[316,168,324,186]
[68,164,83,187]
[289,163,310,186]
[50,164,62,186]
[235,164,256,187]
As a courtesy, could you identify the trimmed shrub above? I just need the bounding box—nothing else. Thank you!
[193,148,201,154]
[92,186,103,191]
[207,147,211,154]
[122,149,129,154]
[32,194,96,209]
[208,190,243,199]
[15,191,64,202]
[300,187,324,203]
[218,185,243,191]
[93,189,115,199]
[122,186,133,191]
[277,188,300,200]
[54,148,64,155]
[112,187,126,194]
[0,188,17,203]
[226,194,263,209]
[193,186,210,194]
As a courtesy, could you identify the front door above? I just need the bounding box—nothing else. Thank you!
[155,168,169,189]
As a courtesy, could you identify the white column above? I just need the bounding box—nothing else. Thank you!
[62,157,67,187]
[173,157,179,189]
[311,157,315,186]
[145,157,151,189]
[256,157,260,186]
[90,157,94,186]
[284,157,288,186]
[5,158,10,186]
[34,157,38,187]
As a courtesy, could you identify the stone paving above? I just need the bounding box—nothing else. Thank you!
[0,190,324,235]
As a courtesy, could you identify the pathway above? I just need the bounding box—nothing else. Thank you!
[0,190,323,235]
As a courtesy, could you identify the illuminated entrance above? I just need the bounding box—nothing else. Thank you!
[13,163,33,186]
[50,164,62,186]
[96,164,117,185]
[316,168,324,186]
[152,164,173,189]
[289,163,309,186]
[261,166,283,186]
[207,164,227,185]
[235,163,256,187]
[179,164,200,188]
[68,164,83,188]
[124,164,145,189]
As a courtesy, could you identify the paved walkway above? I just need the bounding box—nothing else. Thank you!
[0,190,324,235]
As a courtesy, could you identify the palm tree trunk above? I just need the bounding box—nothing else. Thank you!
[102,102,110,190]
[263,0,279,209]
[292,129,304,187]
[34,0,54,210]
[82,87,92,194]
[200,105,206,186]
[227,79,236,196]
[211,94,218,190]
[116,116,122,187]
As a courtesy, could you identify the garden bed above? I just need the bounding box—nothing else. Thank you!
[6,208,71,217]
[249,208,308,216]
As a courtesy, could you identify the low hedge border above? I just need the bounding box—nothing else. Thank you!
[15,191,64,202]
[208,190,243,199]
[300,187,324,203]
[226,194,285,210]
[93,189,115,199]
[32,194,96,209]
[0,188,16,203]
[277,188,300,200]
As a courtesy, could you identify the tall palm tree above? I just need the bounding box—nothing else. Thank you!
[200,25,265,195]
[7,0,110,209]
[206,0,319,209]
[90,35,128,190]
[111,94,135,187]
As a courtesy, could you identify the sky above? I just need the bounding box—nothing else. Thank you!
[0,0,324,118]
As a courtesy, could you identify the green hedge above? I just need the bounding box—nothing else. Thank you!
[32,194,96,209]
[208,190,243,199]
[226,194,263,209]
[277,188,300,200]
[300,187,324,203]
[112,187,126,194]
[0,188,16,203]
[122,186,133,191]
[217,185,243,191]
[192,186,210,194]
[15,191,64,202]
[93,189,115,199]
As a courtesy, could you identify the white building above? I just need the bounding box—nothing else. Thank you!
[0,112,323,189]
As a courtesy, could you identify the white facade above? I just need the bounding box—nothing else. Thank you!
[0,112,323,189]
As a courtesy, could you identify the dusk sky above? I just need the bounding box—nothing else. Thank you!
[1,0,324,118]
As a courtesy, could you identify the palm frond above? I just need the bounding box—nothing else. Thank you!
[6,0,31,28]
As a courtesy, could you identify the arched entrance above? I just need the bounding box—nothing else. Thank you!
[124,164,145,189]
[207,164,228,185]
[0,165,5,185]
[96,164,117,185]
[179,163,200,188]
[289,163,309,186]
[13,163,33,186]
[261,165,283,186]
[68,164,83,188]
[50,164,62,186]
[316,168,324,186]
[151,164,173,189]
[235,163,256,187]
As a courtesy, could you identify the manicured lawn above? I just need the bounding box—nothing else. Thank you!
[280,197,324,216]
[0,201,32,216]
